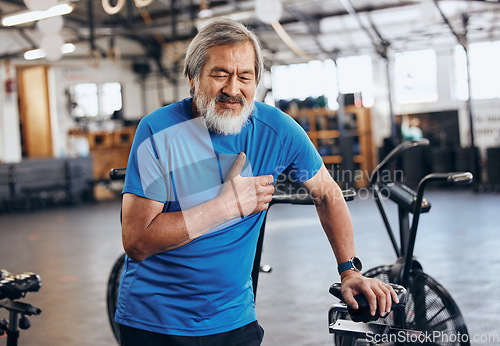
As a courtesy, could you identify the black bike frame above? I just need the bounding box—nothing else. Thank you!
[0,299,41,346]
[369,140,472,287]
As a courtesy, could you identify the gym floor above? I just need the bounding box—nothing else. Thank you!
[0,187,499,346]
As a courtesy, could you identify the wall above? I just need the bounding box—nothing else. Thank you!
[0,61,22,163]
[140,72,191,112]
[52,59,143,157]
[369,45,500,161]
[369,57,393,148]
[0,57,191,161]
[53,60,192,157]
[469,98,500,158]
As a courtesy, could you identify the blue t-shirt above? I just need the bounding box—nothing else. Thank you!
[115,98,323,336]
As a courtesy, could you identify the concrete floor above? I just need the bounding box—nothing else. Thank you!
[0,188,499,346]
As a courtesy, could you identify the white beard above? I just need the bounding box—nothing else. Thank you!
[194,88,254,135]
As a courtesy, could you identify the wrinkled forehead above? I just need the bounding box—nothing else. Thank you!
[203,43,256,75]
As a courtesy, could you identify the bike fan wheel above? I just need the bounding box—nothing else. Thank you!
[107,253,126,343]
[334,265,470,346]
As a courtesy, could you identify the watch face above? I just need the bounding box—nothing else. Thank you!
[352,257,362,271]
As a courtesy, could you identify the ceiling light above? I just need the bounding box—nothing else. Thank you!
[61,43,75,54]
[24,49,46,60]
[24,43,76,60]
[1,3,74,27]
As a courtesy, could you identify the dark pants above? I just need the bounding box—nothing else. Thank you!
[119,321,264,346]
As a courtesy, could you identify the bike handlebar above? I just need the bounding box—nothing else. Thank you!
[109,168,126,181]
[329,282,407,323]
[369,139,430,186]
[109,169,356,204]
[413,172,473,216]
[0,299,42,316]
[270,189,355,206]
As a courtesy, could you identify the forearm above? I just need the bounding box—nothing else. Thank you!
[302,165,357,266]
[303,167,398,313]
[319,188,399,315]
[122,194,235,261]
[313,182,357,266]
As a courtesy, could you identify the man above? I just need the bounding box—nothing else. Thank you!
[115,18,397,345]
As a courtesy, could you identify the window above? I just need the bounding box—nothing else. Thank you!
[70,83,98,117]
[454,41,500,100]
[100,83,123,117]
[271,55,374,109]
[69,82,122,118]
[271,60,336,105]
[337,55,374,108]
[393,49,438,104]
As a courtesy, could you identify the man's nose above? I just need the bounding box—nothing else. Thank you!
[222,75,239,97]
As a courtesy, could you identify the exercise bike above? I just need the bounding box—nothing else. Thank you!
[0,270,42,346]
[328,139,472,345]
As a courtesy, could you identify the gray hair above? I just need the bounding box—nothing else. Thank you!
[183,18,264,86]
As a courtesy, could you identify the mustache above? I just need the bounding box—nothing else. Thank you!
[216,93,245,104]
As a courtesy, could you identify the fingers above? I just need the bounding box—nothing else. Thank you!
[340,272,361,309]
[342,276,399,316]
[363,281,394,316]
[226,152,246,180]
[341,288,359,310]
[390,284,399,305]
[355,289,374,317]
[259,177,275,194]
[376,285,388,316]
[224,152,275,215]
[385,284,397,313]
[259,174,274,186]
[255,176,274,211]
[227,154,273,186]
[255,175,274,196]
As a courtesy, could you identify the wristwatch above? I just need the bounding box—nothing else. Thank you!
[337,256,362,275]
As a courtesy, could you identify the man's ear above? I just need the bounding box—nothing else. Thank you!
[188,76,195,90]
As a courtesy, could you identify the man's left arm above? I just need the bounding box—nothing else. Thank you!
[301,165,398,316]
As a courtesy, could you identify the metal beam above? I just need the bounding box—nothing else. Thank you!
[286,6,328,58]
[17,28,37,50]
[338,0,397,140]
[433,0,480,183]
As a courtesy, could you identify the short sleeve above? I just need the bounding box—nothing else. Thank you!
[277,111,324,183]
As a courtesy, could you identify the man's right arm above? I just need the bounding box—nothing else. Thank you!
[122,153,274,261]
[122,193,229,261]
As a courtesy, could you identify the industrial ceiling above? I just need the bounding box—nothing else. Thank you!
[1,0,500,74]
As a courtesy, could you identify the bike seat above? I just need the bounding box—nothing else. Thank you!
[329,282,407,323]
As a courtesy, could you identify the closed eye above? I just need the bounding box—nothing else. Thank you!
[239,74,254,82]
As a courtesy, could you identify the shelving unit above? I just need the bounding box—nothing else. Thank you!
[68,126,136,199]
[287,106,375,187]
